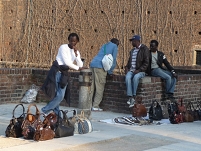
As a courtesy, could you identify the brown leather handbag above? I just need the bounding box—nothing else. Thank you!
[132,96,147,118]
[43,112,57,130]
[33,114,55,141]
[177,98,186,121]
[21,104,42,139]
[184,102,194,122]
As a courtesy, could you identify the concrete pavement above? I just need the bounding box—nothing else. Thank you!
[0,103,201,151]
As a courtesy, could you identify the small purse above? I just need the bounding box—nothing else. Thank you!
[184,102,194,122]
[33,114,55,141]
[74,110,93,134]
[54,110,75,138]
[5,104,25,138]
[132,97,147,118]
[21,104,42,139]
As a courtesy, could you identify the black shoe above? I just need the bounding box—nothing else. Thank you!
[168,96,176,103]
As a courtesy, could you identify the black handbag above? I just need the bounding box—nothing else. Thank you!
[194,101,201,121]
[54,110,75,138]
[149,100,163,121]
[5,104,25,138]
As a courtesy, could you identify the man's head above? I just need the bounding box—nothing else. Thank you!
[150,40,158,52]
[68,33,79,47]
[110,38,119,46]
[129,35,141,48]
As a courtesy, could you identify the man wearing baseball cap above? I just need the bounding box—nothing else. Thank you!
[125,35,149,108]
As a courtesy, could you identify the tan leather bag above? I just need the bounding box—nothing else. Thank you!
[132,96,147,118]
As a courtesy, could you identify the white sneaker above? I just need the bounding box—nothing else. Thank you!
[91,107,103,111]
[129,98,135,108]
[127,98,131,105]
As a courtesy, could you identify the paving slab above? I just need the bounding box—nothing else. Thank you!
[0,103,201,151]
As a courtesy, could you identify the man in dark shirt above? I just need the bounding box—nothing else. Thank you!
[125,35,149,108]
[149,40,178,101]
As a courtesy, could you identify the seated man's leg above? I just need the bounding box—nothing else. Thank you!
[162,70,176,94]
[151,68,175,98]
[125,71,134,97]
[132,72,145,97]
[125,71,134,105]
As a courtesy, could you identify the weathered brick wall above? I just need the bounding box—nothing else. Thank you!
[0,68,32,104]
[1,68,201,113]
[0,0,201,72]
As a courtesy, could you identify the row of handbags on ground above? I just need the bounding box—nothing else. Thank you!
[148,99,201,124]
[5,103,93,141]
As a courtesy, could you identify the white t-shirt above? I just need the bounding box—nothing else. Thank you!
[56,44,83,70]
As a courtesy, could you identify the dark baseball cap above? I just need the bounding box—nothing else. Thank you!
[129,35,141,41]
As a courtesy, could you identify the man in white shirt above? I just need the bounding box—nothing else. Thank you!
[42,33,87,115]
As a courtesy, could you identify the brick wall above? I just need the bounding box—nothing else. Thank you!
[1,0,201,69]
[1,68,201,114]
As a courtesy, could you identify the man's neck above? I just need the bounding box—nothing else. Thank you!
[151,50,157,53]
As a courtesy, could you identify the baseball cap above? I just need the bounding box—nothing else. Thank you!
[129,35,141,41]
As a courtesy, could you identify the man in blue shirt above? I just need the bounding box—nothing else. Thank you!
[90,38,119,111]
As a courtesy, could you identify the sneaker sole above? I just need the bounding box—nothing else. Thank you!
[129,104,134,108]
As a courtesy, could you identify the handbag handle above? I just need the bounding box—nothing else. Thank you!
[12,103,25,119]
[178,98,183,106]
[57,110,69,124]
[27,103,40,117]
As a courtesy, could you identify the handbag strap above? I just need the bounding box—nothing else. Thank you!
[104,44,106,55]
[27,103,40,116]
[12,103,25,119]
[178,98,183,107]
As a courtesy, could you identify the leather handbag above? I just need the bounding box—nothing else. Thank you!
[43,111,57,130]
[177,98,186,121]
[132,97,147,118]
[21,104,42,139]
[54,110,75,138]
[73,110,93,134]
[195,101,201,120]
[168,102,183,124]
[149,100,163,121]
[184,102,194,122]
[33,114,55,141]
[5,104,25,138]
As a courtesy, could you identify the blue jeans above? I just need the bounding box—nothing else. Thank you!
[125,71,145,96]
[151,68,176,94]
[42,72,67,115]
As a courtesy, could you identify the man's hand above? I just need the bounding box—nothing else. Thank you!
[73,46,78,57]
[133,70,140,74]
[173,72,178,79]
